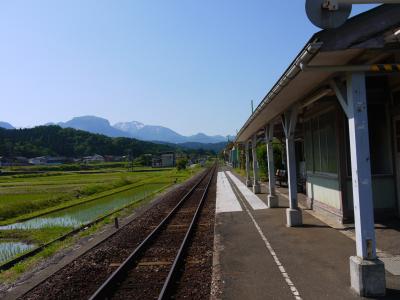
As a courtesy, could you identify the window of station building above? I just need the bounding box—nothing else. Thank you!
[304,122,313,171]
[392,90,400,107]
[345,103,392,176]
[368,103,392,175]
[304,110,338,174]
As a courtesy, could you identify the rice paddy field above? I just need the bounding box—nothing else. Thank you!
[0,166,194,223]
[0,163,203,268]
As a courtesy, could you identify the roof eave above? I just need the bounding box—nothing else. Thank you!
[235,40,322,143]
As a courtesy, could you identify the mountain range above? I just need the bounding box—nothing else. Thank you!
[0,121,14,130]
[1,116,234,145]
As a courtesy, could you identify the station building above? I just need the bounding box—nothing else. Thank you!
[236,5,400,224]
[234,5,400,296]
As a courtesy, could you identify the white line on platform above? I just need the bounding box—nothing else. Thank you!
[230,181,302,300]
[225,171,268,210]
[216,172,243,213]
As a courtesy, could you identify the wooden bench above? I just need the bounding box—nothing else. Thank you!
[297,176,306,193]
[275,169,287,187]
[275,169,307,192]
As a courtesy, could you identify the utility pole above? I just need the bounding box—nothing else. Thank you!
[127,149,133,172]
[130,149,134,172]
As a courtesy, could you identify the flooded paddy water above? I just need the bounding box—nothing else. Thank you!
[0,241,35,264]
[0,182,168,264]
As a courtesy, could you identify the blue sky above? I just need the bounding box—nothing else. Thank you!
[0,1,376,136]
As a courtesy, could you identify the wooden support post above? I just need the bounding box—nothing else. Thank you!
[331,73,385,296]
[245,141,252,187]
[252,135,261,193]
[346,72,377,260]
[265,124,278,207]
[282,106,302,226]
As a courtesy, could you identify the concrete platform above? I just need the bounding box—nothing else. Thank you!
[212,169,400,299]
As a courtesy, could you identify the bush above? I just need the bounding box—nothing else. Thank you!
[256,138,284,180]
[176,158,188,171]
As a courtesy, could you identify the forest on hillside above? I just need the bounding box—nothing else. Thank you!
[0,125,178,158]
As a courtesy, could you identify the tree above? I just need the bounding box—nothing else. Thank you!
[176,158,188,170]
[0,126,174,158]
[256,138,284,180]
[256,144,268,179]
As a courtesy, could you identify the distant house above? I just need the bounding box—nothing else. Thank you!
[28,156,72,165]
[14,156,29,165]
[199,159,206,167]
[0,157,13,167]
[83,154,105,163]
[151,152,175,168]
[161,152,175,167]
[151,157,162,168]
[47,156,71,165]
[104,155,124,162]
[29,156,48,165]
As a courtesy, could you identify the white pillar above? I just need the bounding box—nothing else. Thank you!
[265,124,278,207]
[286,138,297,208]
[282,107,302,227]
[252,135,261,194]
[346,73,385,296]
[347,74,376,259]
[331,73,385,296]
[245,142,252,187]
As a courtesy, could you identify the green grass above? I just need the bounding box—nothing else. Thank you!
[234,167,246,177]
[0,226,72,244]
[233,166,267,181]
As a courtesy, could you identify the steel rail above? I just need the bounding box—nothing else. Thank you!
[158,164,215,300]
[89,165,216,300]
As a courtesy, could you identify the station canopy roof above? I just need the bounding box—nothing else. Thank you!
[235,4,400,143]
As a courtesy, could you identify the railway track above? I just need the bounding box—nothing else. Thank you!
[14,165,215,300]
[88,164,216,300]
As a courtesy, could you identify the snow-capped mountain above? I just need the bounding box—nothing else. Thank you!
[113,121,145,134]
[114,121,231,144]
[40,116,233,144]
